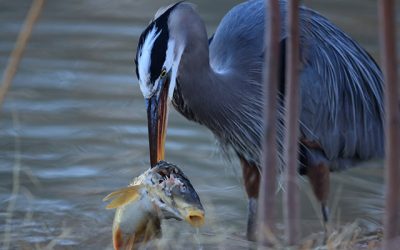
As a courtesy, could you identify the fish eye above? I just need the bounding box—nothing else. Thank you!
[160,68,167,78]
[180,185,187,192]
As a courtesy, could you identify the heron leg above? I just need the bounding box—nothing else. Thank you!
[239,156,260,241]
[306,164,330,233]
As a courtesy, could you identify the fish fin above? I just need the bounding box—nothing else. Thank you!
[103,185,142,209]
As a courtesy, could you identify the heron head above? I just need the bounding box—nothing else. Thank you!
[135,2,187,166]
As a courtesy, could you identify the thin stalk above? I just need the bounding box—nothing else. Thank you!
[0,0,45,115]
[378,0,400,249]
[2,110,21,250]
[283,0,301,245]
[258,0,281,247]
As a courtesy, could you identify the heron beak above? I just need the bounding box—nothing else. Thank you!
[146,77,170,167]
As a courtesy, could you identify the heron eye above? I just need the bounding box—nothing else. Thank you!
[160,68,167,78]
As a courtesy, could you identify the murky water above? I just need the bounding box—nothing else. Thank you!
[0,0,398,249]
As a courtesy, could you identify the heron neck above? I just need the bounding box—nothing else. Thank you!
[174,52,241,129]
[170,6,245,130]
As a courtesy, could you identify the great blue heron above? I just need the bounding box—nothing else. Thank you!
[134,0,384,240]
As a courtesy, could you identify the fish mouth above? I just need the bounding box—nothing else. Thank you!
[184,208,205,227]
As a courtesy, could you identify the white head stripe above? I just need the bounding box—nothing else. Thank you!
[137,26,161,98]
[168,45,184,100]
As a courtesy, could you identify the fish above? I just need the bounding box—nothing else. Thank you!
[103,161,205,250]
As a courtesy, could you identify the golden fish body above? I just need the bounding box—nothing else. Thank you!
[104,161,204,250]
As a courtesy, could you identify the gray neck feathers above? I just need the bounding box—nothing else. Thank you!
[170,4,264,162]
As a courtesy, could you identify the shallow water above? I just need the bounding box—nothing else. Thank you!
[0,0,398,249]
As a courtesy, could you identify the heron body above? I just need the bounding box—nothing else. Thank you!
[135,0,384,240]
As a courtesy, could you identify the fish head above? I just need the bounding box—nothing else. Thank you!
[148,161,205,227]
[103,161,205,229]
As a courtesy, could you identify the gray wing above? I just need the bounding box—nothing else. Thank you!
[208,0,384,168]
[299,8,384,166]
[207,0,269,163]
